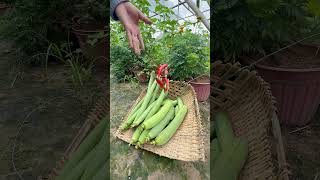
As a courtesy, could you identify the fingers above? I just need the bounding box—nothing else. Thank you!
[126,30,133,49]
[137,33,145,50]
[127,29,143,55]
[132,34,141,55]
[138,11,152,25]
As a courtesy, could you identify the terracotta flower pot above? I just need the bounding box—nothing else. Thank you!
[241,43,320,126]
[0,3,11,15]
[189,76,210,102]
[134,71,148,83]
[71,17,108,67]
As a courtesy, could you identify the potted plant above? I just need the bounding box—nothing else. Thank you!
[0,0,13,15]
[241,43,320,126]
[167,32,210,102]
[0,3,9,15]
[133,69,148,83]
[71,0,108,66]
[212,0,320,125]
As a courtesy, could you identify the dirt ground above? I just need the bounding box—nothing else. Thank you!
[0,40,105,179]
[282,109,320,180]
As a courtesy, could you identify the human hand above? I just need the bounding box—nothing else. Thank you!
[115,2,152,55]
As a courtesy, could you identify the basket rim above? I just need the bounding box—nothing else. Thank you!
[212,61,289,180]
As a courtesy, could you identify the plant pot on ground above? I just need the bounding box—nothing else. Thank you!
[47,18,76,44]
[133,70,148,83]
[189,75,210,102]
[71,16,108,68]
[240,43,320,126]
[0,3,11,15]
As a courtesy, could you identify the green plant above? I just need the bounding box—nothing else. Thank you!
[110,0,178,74]
[43,41,95,88]
[167,31,209,81]
[67,53,95,88]
[308,0,320,16]
[0,0,16,4]
[301,16,320,43]
[73,0,109,47]
[74,0,108,23]
[212,0,311,61]
[0,0,77,59]
[110,0,209,81]
[87,31,106,46]
[110,45,141,81]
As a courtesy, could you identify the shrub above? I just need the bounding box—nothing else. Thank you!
[167,31,209,81]
[212,0,310,62]
[0,0,108,64]
[110,45,140,82]
[0,0,76,56]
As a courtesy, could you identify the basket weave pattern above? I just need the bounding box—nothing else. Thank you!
[211,62,288,180]
[115,81,206,162]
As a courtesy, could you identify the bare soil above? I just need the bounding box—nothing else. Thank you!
[282,107,320,180]
[0,40,105,179]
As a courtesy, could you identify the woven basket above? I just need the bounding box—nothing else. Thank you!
[37,96,108,180]
[115,81,206,162]
[211,61,289,180]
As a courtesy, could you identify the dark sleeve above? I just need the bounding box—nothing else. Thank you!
[110,0,129,20]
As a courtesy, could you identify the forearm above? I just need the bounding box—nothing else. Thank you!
[110,0,129,20]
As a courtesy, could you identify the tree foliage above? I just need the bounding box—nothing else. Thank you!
[212,0,311,61]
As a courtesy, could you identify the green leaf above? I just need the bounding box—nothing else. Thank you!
[308,0,320,16]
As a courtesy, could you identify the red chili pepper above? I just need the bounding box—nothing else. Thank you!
[157,64,168,77]
[156,64,170,91]
[156,78,164,88]
[163,78,169,92]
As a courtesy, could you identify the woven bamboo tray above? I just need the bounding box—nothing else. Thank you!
[37,96,108,180]
[211,61,289,180]
[115,81,206,162]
